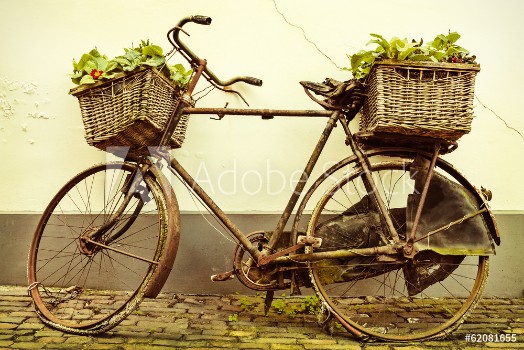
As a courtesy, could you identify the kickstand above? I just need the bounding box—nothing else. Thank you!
[264,290,274,315]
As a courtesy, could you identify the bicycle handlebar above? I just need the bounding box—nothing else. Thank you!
[168,16,263,87]
[190,15,212,25]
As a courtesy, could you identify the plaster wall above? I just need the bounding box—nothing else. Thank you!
[0,0,523,213]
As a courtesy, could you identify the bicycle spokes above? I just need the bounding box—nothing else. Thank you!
[308,158,491,340]
[28,163,169,332]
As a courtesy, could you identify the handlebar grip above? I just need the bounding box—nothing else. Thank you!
[190,15,212,25]
[242,77,263,87]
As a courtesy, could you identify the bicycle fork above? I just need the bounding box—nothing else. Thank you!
[82,163,153,261]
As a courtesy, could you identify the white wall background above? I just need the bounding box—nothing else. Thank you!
[0,0,523,213]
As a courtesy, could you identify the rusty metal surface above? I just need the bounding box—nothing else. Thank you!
[168,157,261,262]
[181,107,332,117]
[143,162,181,298]
[267,111,341,251]
[344,118,401,244]
[404,144,441,257]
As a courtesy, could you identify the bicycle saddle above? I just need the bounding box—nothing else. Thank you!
[300,78,366,113]
[300,78,347,98]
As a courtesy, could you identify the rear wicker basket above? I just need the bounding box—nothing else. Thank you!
[360,60,480,141]
[70,67,188,155]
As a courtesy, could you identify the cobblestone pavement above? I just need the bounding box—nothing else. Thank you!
[1,286,523,349]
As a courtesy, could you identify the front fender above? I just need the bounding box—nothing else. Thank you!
[144,163,180,298]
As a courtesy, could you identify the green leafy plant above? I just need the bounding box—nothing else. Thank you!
[272,294,288,315]
[271,294,320,317]
[348,31,477,80]
[71,49,120,85]
[71,40,192,88]
[238,296,257,311]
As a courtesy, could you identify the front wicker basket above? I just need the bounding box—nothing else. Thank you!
[360,60,480,141]
[70,67,189,155]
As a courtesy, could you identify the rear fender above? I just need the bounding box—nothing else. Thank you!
[371,148,501,247]
[291,148,500,250]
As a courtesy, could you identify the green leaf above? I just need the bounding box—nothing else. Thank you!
[430,35,446,50]
[95,56,108,71]
[72,59,79,72]
[115,57,131,66]
[168,63,192,88]
[396,41,418,60]
[141,45,163,57]
[79,75,96,85]
[452,44,469,54]
[398,47,418,60]
[142,55,165,67]
[123,63,138,72]
[368,33,390,52]
[447,32,461,44]
[388,37,404,58]
[83,60,97,74]
[124,49,141,62]
[75,53,94,72]
[430,51,445,61]
[349,52,366,72]
[89,48,102,58]
[105,60,119,73]
[101,72,117,79]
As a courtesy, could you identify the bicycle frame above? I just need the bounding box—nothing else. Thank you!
[163,107,406,263]
[89,15,497,289]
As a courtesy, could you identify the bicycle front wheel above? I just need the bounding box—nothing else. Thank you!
[307,157,490,341]
[28,162,171,334]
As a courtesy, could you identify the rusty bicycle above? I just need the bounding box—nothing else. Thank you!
[27,16,500,341]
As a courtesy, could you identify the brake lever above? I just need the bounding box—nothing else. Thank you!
[212,83,250,106]
[175,26,190,37]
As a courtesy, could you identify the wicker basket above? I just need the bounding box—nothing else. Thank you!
[70,67,189,155]
[360,59,480,141]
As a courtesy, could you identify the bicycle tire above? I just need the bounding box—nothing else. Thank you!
[306,156,490,341]
[27,162,171,334]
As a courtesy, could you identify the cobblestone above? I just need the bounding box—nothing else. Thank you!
[1,286,523,349]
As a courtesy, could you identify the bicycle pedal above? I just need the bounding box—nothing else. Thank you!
[297,235,322,248]
[210,270,235,282]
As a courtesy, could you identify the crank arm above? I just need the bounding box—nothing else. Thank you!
[258,236,322,266]
[258,244,304,266]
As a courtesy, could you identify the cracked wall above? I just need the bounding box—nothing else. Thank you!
[0,0,523,212]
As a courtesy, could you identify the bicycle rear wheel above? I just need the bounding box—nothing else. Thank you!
[307,157,490,341]
[28,162,170,334]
